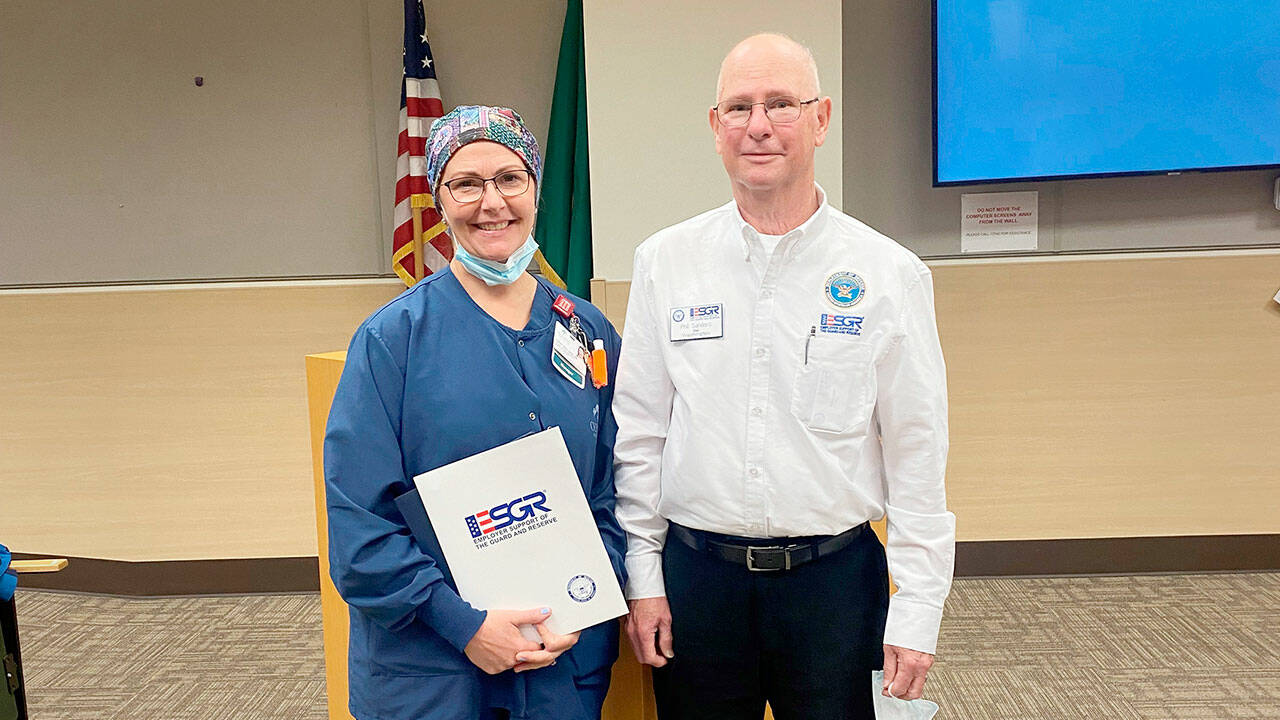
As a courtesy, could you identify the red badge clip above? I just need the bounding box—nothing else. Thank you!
[552,294,576,319]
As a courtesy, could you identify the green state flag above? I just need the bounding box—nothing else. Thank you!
[535,0,592,298]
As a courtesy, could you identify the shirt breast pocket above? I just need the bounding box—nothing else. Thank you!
[790,337,876,435]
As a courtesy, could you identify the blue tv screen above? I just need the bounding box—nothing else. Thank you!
[934,1,1280,185]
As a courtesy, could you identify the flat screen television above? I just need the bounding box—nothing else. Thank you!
[933,1,1280,186]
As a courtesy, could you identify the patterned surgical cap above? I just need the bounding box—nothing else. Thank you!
[425,105,543,214]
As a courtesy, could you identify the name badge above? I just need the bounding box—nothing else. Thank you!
[551,321,588,389]
[669,303,724,342]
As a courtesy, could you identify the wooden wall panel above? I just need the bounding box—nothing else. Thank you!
[5,251,1277,562]
[935,252,1280,540]
[1,281,401,560]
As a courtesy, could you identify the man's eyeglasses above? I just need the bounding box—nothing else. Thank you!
[713,96,820,126]
[440,169,532,204]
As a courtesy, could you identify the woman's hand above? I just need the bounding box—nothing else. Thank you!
[463,607,550,674]
[512,623,580,673]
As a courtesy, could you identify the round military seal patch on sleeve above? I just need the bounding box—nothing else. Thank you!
[567,574,597,603]
[825,271,866,308]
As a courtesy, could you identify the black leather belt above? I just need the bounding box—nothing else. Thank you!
[667,522,868,572]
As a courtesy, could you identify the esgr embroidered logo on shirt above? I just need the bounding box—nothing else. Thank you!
[818,313,864,335]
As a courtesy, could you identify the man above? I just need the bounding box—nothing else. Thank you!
[611,33,955,719]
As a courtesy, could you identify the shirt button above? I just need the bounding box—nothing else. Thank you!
[754,347,766,357]
[761,289,773,299]
[528,412,537,421]
[750,407,763,416]
[749,467,760,477]
[517,340,525,347]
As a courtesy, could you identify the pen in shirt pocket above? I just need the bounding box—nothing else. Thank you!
[804,326,815,365]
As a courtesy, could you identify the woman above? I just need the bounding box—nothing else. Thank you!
[324,105,625,720]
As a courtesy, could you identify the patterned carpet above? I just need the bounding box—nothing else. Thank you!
[16,594,326,719]
[926,573,1280,719]
[10,572,1279,719]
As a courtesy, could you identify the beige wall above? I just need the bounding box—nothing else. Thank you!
[1,0,384,284]
[1,0,566,286]
[583,0,844,281]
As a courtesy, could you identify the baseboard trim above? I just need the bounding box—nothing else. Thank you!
[12,535,1278,596]
[955,534,1280,577]
[10,554,320,596]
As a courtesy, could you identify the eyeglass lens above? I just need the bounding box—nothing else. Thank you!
[446,170,530,203]
[717,97,807,126]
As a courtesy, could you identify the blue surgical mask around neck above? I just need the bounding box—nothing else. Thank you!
[453,233,538,286]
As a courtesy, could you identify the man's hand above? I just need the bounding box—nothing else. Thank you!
[512,623,580,673]
[624,596,674,667]
[463,608,549,675]
[882,644,934,700]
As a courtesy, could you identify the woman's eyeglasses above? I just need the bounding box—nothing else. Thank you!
[440,169,532,203]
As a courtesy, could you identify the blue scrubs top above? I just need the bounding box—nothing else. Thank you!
[324,268,626,720]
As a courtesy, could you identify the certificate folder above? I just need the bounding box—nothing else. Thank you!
[399,427,626,638]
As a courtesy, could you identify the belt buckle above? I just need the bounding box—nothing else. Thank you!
[745,545,791,572]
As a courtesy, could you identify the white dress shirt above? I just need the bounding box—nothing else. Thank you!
[612,187,956,654]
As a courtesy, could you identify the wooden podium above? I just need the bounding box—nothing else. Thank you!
[307,352,886,719]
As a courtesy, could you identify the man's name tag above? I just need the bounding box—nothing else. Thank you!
[669,303,724,342]
[551,321,588,388]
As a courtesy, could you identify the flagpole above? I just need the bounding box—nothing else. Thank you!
[411,204,426,282]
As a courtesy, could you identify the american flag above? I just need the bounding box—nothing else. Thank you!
[392,0,451,286]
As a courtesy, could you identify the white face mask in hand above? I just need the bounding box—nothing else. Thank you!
[871,670,940,719]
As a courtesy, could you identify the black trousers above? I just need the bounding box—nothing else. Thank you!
[652,525,889,720]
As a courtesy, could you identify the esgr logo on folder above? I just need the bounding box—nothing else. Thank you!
[464,490,557,549]
[414,428,628,637]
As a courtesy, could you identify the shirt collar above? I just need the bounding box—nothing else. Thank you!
[733,183,831,261]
